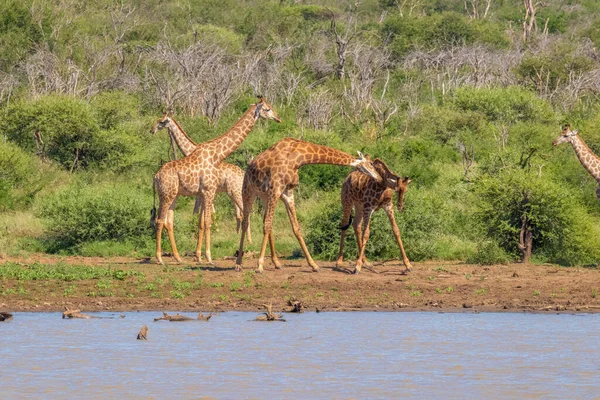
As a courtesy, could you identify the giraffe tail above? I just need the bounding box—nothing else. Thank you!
[338,214,353,231]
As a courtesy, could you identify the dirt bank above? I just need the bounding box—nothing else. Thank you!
[1,255,599,313]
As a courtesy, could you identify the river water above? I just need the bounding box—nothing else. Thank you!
[1,311,598,399]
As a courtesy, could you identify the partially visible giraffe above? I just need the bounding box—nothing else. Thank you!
[151,114,252,262]
[553,124,600,201]
[153,98,280,265]
[336,159,412,274]
[234,138,382,273]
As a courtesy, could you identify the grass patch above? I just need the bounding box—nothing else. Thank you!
[0,262,144,281]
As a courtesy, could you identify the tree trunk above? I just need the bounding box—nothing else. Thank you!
[518,214,533,263]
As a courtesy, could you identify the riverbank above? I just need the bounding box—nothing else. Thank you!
[1,255,599,313]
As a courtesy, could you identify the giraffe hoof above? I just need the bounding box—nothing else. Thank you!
[352,268,361,275]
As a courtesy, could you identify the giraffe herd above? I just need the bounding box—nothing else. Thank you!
[152,98,600,274]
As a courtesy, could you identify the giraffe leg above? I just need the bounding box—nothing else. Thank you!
[155,216,166,265]
[231,192,251,244]
[260,204,282,268]
[164,201,182,263]
[596,186,600,203]
[235,192,255,272]
[194,201,205,263]
[202,190,216,265]
[281,190,319,272]
[352,206,364,266]
[355,209,373,274]
[384,205,412,272]
[269,231,282,269]
[336,202,354,268]
[256,194,279,273]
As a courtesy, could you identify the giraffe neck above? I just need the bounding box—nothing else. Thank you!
[205,105,258,164]
[292,140,357,169]
[570,135,600,183]
[166,120,197,157]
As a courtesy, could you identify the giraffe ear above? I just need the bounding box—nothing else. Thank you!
[357,151,365,160]
[573,129,579,135]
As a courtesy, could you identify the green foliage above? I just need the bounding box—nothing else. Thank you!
[38,181,153,251]
[467,240,511,265]
[472,168,600,265]
[3,96,101,169]
[91,91,141,130]
[383,12,508,58]
[0,0,52,69]
[0,142,58,211]
[2,95,150,172]
[451,86,555,125]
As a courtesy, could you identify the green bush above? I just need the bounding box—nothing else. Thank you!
[467,240,511,265]
[91,91,141,130]
[472,168,600,265]
[0,142,58,211]
[451,86,555,124]
[2,96,101,170]
[39,181,153,251]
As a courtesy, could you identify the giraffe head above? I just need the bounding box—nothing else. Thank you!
[151,113,172,133]
[553,124,578,146]
[254,97,281,123]
[351,152,382,182]
[373,159,412,212]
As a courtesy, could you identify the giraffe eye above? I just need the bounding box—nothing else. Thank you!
[264,108,270,112]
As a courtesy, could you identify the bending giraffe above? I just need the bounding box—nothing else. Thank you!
[153,98,280,265]
[151,114,252,261]
[336,159,412,274]
[234,138,382,273]
[553,124,600,201]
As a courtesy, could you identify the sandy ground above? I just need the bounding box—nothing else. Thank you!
[1,254,599,314]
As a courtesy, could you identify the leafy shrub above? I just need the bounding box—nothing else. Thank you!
[0,142,58,211]
[2,96,101,170]
[472,168,600,265]
[91,91,141,130]
[39,181,153,251]
[451,86,555,124]
[467,240,511,265]
[2,95,148,172]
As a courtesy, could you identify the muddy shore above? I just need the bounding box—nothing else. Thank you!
[1,255,599,313]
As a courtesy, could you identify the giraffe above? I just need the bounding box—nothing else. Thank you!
[234,138,382,273]
[151,113,252,262]
[153,98,280,265]
[553,124,600,202]
[335,159,412,274]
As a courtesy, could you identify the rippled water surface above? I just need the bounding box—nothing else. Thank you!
[1,311,599,399]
